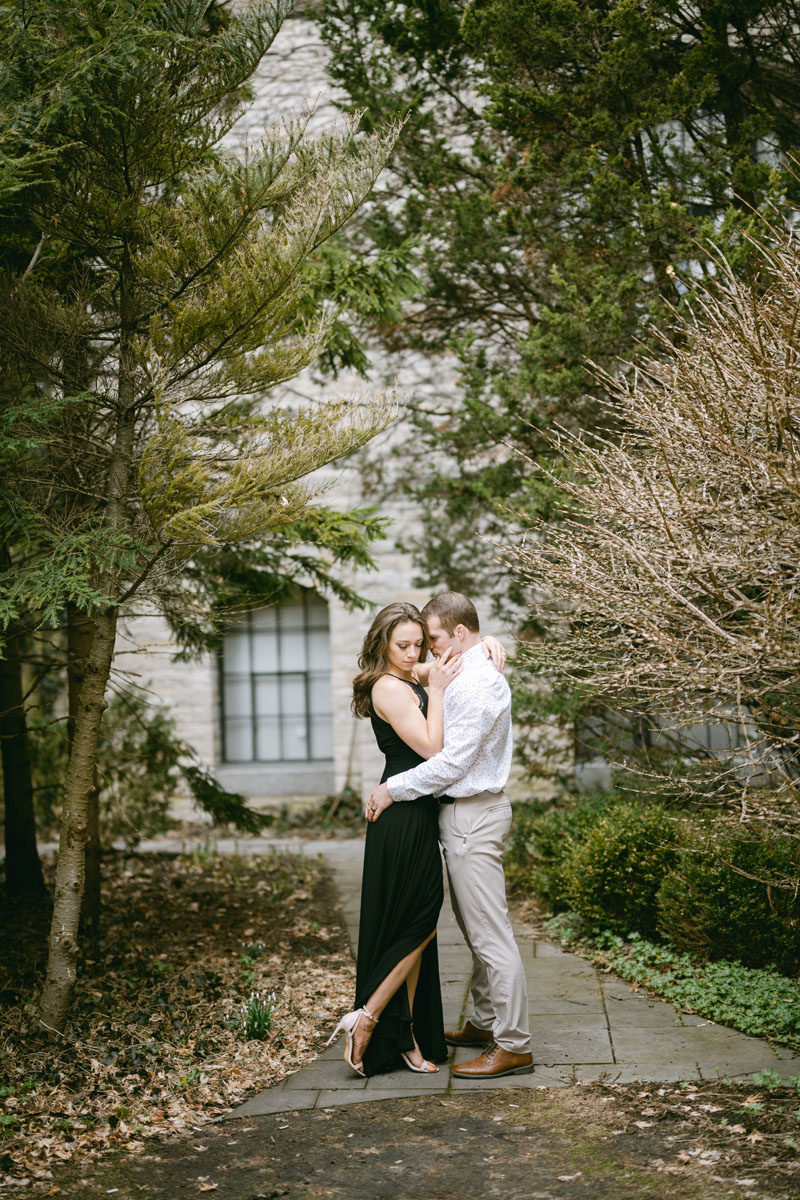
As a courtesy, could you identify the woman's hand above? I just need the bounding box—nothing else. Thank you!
[427,646,462,691]
[481,635,507,673]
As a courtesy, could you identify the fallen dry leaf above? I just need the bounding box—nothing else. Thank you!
[1,850,355,1193]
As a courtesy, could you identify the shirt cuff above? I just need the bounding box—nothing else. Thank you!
[387,770,422,802]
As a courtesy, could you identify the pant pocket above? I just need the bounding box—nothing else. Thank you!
[451,800,510,840]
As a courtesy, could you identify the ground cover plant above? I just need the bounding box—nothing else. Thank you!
[0,847,354,1192]
[544,916,800,1050]
[507,793,800,1048]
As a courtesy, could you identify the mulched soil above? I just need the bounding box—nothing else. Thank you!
[0,848,354,1193]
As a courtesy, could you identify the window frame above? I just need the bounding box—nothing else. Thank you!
[218,592,332,765]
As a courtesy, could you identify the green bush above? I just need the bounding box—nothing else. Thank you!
[561,801,680,937]
[657,825,800,975]
[28,693,182,847]
[23,690,275,846]
[509,792,799,978]
[504,793,618,907]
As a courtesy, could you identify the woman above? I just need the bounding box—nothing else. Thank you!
[327,601,461,1076]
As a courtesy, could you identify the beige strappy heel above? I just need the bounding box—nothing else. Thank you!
[401,1050,439,1073]
[326,1005,377,1077]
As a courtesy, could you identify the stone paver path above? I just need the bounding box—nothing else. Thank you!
[137,835,800,1116]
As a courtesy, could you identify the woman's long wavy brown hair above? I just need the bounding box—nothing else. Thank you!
[351,602,429,718]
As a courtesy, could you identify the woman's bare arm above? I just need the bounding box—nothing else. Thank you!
[371,650,460,758]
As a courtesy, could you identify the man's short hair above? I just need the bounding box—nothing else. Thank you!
[422,591,480,635]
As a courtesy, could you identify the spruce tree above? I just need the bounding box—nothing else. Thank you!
[0,0,398,1031]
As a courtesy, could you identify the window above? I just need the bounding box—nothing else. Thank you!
[220,593,333,763]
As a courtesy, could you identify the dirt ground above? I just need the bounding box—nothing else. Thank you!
[3,847,798,1200]
[0,850,354,1189]
[39,1080,800,1200]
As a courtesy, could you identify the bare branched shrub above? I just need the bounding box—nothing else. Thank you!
[509,216,800,838]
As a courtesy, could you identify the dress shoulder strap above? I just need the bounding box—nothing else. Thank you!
[397,676,426,696]
[373,674,425,711]
[379,673,423,690]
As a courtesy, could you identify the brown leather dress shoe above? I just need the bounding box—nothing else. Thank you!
[452,1041,533,1078]
[444,1020,494,1048]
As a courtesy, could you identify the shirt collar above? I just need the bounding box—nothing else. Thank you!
[461,642,485,664]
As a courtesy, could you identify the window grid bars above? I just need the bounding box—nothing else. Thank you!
[219,593,330,764]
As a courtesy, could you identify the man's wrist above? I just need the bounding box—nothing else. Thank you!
[386,776,412,802]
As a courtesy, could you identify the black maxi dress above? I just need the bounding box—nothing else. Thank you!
[355,678,447,1076]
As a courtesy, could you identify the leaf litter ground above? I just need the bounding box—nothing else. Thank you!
[25,1081,800,1200]
[0,847,353,1193]
[2,847,798,1199]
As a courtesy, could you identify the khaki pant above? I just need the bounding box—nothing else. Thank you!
[439,791,531,1054]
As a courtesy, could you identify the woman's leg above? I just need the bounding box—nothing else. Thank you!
[401,944,427,1066]
[352,930,436,1065]
[405,944,424,1015]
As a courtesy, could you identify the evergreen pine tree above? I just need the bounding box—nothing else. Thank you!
[0,0,398,1030]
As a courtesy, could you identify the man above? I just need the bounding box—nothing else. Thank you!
[367,591,532,1078]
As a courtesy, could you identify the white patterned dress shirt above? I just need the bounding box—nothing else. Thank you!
[387,643,513,801]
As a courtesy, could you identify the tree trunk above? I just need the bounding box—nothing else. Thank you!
[0,621,46,898]
[38,606,118,1031]
[39,238,139,1032]
[67,605,101,940]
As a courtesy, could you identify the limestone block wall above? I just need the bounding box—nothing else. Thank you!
[115,615,218,759]
[121,3,562,818]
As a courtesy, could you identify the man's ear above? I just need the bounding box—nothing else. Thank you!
[453,623,466,643]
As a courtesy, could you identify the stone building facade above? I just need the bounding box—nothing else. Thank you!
[121,4,536,815]
[121,2,769,818]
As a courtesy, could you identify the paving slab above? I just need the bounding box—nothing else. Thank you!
[314,1087,447,1107]
[232,1088,320,1116]
[532,941,572,958]
[450,1073,540,1090]
[590,1063,704,1083]
[283,1061,368,1089]
[605,997,684,1028]
[173,834,797,1116]
[364,1067,445,1090]
[611,1026,787,1068]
